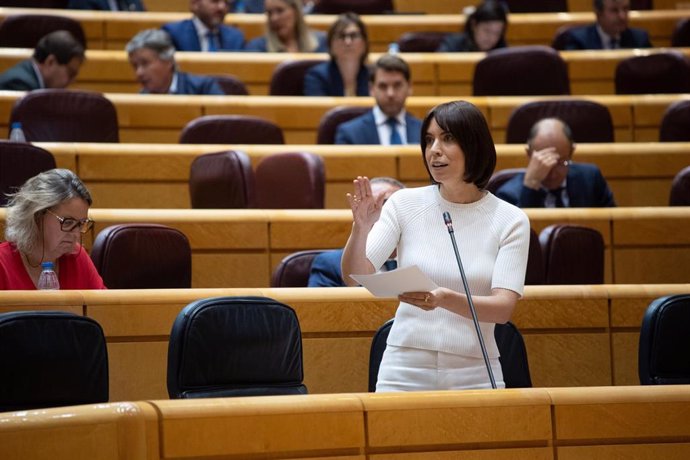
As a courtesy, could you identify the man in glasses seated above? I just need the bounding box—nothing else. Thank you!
[495,118,616,208]
[0,169,106,290]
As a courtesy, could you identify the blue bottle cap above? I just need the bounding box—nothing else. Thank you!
[41,261,54,270]
[10,121,22,129]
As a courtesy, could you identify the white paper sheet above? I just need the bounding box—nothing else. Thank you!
[350,265,438,298]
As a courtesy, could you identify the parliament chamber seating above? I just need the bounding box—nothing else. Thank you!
[316,105,370,144]
[271,249,328,287]
[312,0,394,14]
[473,46,571,96]
[539,224,605,285]
[212,74,250,95]
[395,31,447,52]
[90,223,192,289]
[167,296,307,398]
[669,165,690,205]
[0,310,108,412]
[0,13,85,48]
[638,294,690,385]
[269,58,324,96]
[9,89,119,142]
[505,99,614,143]
[179,114,285,144]
[614,52,690,95]
[505,0,568,13]
[672,17,690,46]
[189,150,255,209]
[0,142,56,206]
[254,152,325,209]
[659,99,690,141]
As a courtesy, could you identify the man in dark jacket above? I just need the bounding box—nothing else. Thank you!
[0,30,84,91]
[126,29,223,95]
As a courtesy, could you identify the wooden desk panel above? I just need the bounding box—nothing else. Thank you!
[0,92,685,144]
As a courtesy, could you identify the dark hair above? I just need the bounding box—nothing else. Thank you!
[33,30,85,65]
[464,1,508,51]
[370,54,411,83]
[593,0,605,12]
[420,100,497,189]
[327,12,369,64]
[527,117,574,150]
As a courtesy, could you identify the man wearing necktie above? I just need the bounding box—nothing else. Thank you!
[162,0,245,52]
[308,177,405,287]
[335,54,422,145]
[495,118,616,208]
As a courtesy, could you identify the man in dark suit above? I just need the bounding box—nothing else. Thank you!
[308,177,405,287]
[0,30,85,91]
[335,55,422,145]
[126,29,224,95]
[496,118,616,208]
[67,0,145,11]
[162,0,244,52]
[560,0,651,50]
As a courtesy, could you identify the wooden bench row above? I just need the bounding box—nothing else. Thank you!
[0,284,687,402]
[0,7,687,51]
[39,142,690,209]
[2,47,689,96]
[1,93,687,143]
[2,206,690,287]
[146,0,687,13]
[3,384,690,460]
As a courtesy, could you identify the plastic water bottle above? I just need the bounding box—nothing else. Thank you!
[9,122,26,142]
[388,42,400,55]
[234,0,245,12]
[37,262,60,290]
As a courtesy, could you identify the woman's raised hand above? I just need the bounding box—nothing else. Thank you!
[346,176,385,229]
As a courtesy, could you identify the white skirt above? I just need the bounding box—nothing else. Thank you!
[375,344,505,392]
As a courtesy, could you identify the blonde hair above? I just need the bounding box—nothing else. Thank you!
[265,0,319,52]
[5,169,92,254]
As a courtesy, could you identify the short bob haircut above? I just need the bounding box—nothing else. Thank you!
[5,169,93,255]
[420,100,497,190]
[327,12,369,65]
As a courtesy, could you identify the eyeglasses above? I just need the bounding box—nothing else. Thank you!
[558,159,572,168]
[46,209,94,234]
[336,31,363,41]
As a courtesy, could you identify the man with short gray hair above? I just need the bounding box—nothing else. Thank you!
[126,29,224,94]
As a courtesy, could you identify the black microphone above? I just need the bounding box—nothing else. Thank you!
[442,211,497,389]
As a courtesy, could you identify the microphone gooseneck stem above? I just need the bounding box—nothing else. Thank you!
[443,212,497,389]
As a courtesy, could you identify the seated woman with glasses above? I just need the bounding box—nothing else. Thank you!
[244,0,327,52]
[0,169,106,290]
[304,12,370,97]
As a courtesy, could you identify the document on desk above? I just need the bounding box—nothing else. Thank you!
[350,265,438,298]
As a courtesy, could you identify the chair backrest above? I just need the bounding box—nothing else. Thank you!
[639,294,690,385]
[396,31,448,52]
[312,0,394,14]
[0,311,108,412]
[269,59,324,96]
[539,224,605,284]
[525,228,545,285]
[669,165,690,206]
[486,168,525,194]
[167,296,307,398]
[271,249,326,287]
[551,25,575,50]
[9,89,119,142]
[494,321,532,388]
[659,99,690,142]
[615,52,690,94]
[212,74,249,95]
[189,150,255,209]
[473,46,570,96]
[90,223,192,289]
[630,0,652,9]
[368,319,531,391]
[0,142,56,206]
[505,100,614,144]
[504,0,567,12]
[179,115,285,144]
[254,152,325,209]
[671,18,690,47]
[316,106,370,144]
[0,14,86,48]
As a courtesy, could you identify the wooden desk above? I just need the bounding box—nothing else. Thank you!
[0,285,688,402]
[2,48,689,96]
[1,207,689,288]
[0,8,687,51]
[1,92,687,143]
[38,142,690,209]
